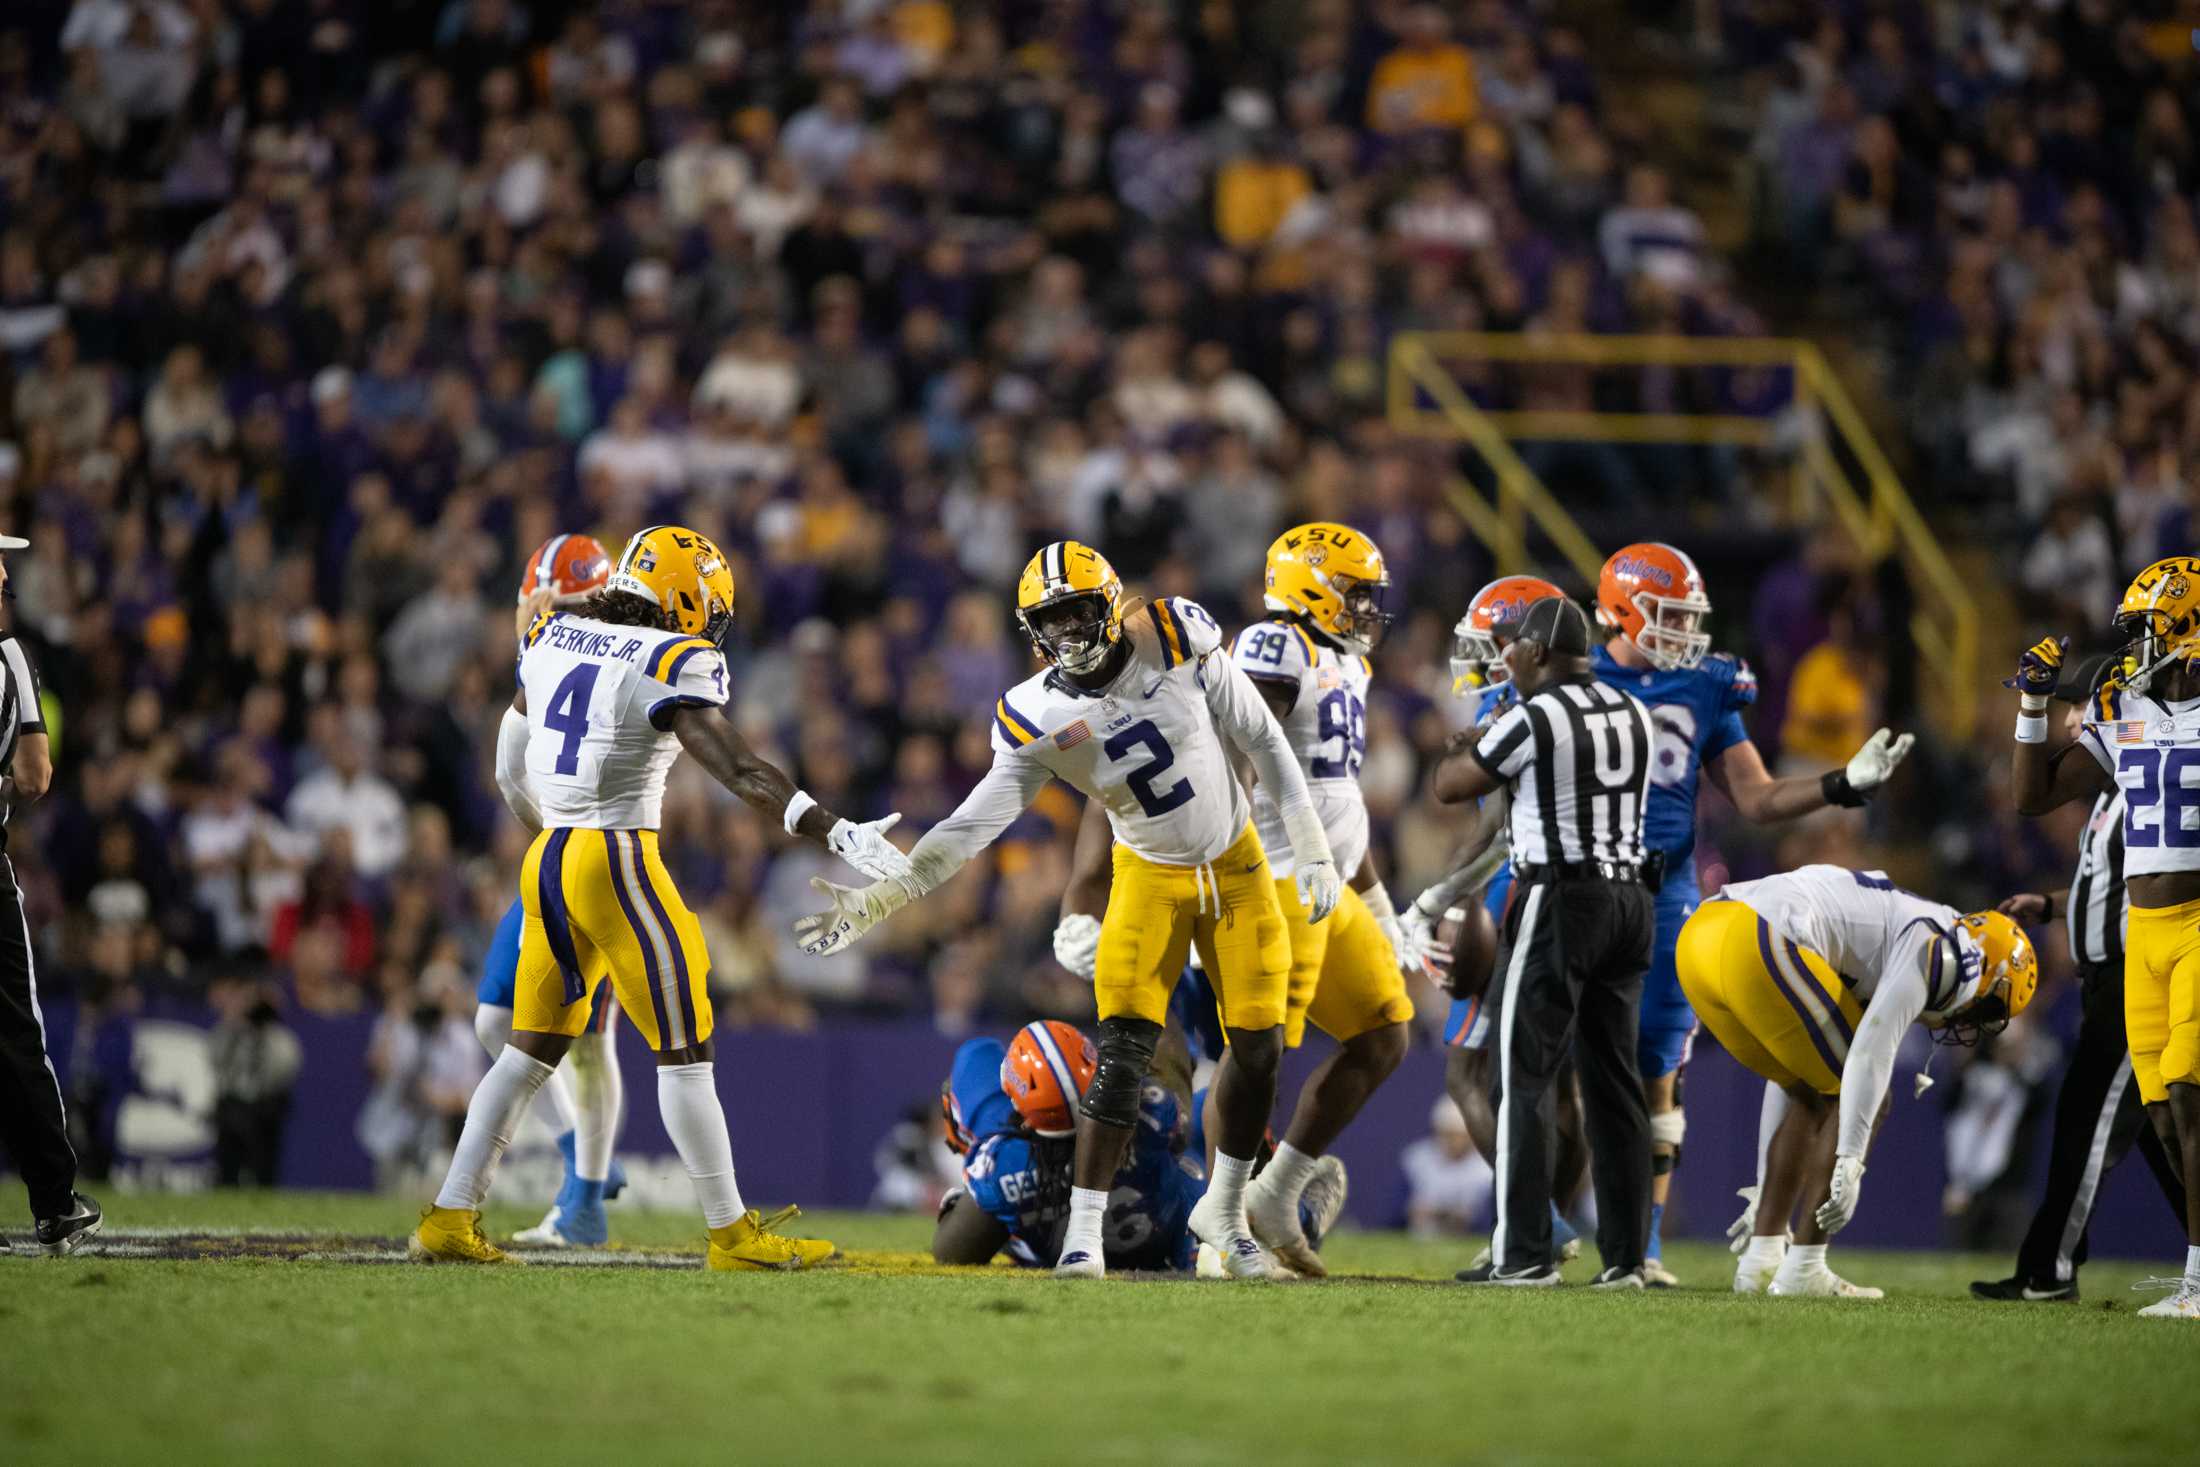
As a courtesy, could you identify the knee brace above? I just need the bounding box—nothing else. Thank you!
[1080,1016,1161,1129]
[1650,1107,1685,1173]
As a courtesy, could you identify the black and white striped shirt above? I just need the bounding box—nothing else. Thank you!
[0,635,43,834]
[2067,790,2125,968]
[1471,676,1654,867]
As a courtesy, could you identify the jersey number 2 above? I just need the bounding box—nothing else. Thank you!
[544,663,600,775]
[1105,719,1194,818]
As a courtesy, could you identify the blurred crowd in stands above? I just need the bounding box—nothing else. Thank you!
[0,0,2135,1078]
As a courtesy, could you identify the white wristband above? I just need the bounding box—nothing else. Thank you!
[782,789,819,835]
[1361,881,1397,923]
[2018,692,2049,714]
[2014,711,2048,744]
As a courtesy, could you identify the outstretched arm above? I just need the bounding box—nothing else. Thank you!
[673,706,913,884]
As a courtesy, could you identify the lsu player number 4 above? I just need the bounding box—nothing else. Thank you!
[1057,523,1415,1277]
[414,525,913,1273]
[2012,556,2200,1320]
[796,540,1340,1280]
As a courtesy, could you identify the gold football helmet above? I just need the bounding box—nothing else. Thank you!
[1264,522,1393,655]
[1016,541,1123,675]
[607,525,737,645]
[1944,910,2039,1038]
[2114,556,2200,694]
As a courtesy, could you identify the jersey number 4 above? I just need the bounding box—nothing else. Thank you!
[543,663,600,775]
[1105,719,1194,818]
[2120,747,2200,848]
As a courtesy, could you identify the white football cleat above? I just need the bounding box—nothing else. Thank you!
[1769,1266,1883,1299]
[1053,1246,1105,1280]
[2134,1278,2200,1319]
[1244,1176,1323,1278]
[1643,1258,1680,1288]
[1735,1256,1782,1294]
[1188,1193,1272,1280]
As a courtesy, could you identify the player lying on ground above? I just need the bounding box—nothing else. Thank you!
[1678,865,2036,1297]
[414,525,913,1270]
[2011,557,2200,1319]
[799,541,1340,1280]
[1053,524,1416,1277]
[469,533,630,1247]
[1411,551,1915,1284]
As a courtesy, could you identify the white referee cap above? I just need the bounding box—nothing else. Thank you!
[0,533,25,550]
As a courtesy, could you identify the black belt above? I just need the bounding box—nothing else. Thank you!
[1514,859,1642,886]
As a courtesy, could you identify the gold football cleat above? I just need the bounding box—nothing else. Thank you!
[409,1205,521,1265]
[707,1206,837,1272]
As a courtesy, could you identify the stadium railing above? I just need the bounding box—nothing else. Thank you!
[1386,332,1980,738]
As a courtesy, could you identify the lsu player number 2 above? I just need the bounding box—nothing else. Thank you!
[1106,719,1194,818]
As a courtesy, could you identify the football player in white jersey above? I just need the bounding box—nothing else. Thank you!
[414,524,914,1270]
[1675,866,2036,1297]
[1056,523,1416,1276]
[2012,555,2200,1319]
[796,540,1341,1280]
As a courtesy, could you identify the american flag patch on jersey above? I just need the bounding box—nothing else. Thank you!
[2114,720,2146,744]
[1055,721,1091,749]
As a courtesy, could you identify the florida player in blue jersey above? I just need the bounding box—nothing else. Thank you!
[932,1022,1206,1272]
[470,533,628,1246]
[1409,549,1915,1283]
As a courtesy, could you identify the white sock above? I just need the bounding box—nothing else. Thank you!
[1743,1234,1787,1268]
[567,1031,620,1184]
[1776,1242,1827,1279]
[472,1006,577,1134]
[1255,1141,1317,1205]
[435,1047,556,1210]
[657,1062,745,1228]
[1063,1186,1108,1259]
[1209,1153,1255,1229]
[2184,1245,2200,1287]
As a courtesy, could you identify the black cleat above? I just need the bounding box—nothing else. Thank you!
[1456,1260,1561,1287]
[1969,1274,2076,1303]
[35,1193,102,1257]
[1590,1266,1647,1290]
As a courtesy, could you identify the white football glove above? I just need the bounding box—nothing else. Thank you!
[1374,909,1426,976]
[1815,1155,1866,1236]
[1726,1185,1760,1255]
[1052,913,1101,979]
[1842,728,1914,795]
[1296,859,1342,925]
[827,813,914,886]
[793,875,910,957]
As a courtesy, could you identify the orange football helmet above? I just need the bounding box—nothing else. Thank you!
[520,532,612,604]
[1000,1020,1096,1136]
[1596,542,1711,670]
[1452,575,1565,693]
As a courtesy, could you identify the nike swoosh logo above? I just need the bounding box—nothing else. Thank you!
[1144,680,1164,697]
[2021,1285,2073,1300]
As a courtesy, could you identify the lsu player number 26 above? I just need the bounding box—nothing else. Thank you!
[2013,556,2200,1320]
[796,540,1340,1281]
[414,524,913,1274]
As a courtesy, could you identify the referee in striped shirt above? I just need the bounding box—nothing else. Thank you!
[1974,656,2183,1301]
[0,532,100,1255]
[1434,597,1657,1288]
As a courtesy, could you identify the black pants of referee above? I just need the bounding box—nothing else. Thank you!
[0,859,75,1219]
[2010,958,2186,1285]
[1489,873,1654,1273]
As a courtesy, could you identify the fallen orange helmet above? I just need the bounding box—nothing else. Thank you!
[1000,1020,1096,1136]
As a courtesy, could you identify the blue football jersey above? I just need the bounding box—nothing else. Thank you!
[1587,645,1756,880]
[961,1080,1201,1271]
[943,1038,1021,1151]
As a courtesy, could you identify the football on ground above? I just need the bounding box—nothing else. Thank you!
[3,1191,2190,1465]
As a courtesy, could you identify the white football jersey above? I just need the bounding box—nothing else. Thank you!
[980,597,1255,866]
[1718,865,1975,1009]
[2079,684,2200,876]
[517,611,729,830]
[1228,618,1370,880]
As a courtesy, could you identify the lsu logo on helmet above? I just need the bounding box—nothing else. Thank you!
[1001,1020,1096,1136]
[1265,521,1393,656]
[2114,555,2200,694]
[520,533,611,604]
[608,524,737,647]
[1597,541,1711,671]
[1452,574,1564,693]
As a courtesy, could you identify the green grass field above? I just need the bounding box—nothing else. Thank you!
[2,1191,2193,1465]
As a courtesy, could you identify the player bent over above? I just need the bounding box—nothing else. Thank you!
[798,541,1340,1279]
[414,525,913,1269]
[2011,558,2200,1319]
[1055,524,1415,1277]
[1676,865,2036,1297]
